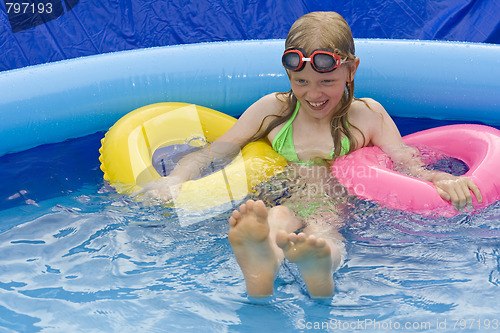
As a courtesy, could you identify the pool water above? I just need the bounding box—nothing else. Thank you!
[1,118,500,332]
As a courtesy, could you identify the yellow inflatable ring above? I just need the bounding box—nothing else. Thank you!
[99,102,287,210]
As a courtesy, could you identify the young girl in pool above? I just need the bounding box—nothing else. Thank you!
[140,11,482,298]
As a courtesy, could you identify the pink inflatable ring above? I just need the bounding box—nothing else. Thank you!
[332,124,500,216]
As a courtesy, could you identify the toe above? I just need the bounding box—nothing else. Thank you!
[296,233,307,243]
[314,238,326,248]
[232,210,241,220]
[253,200,269,219]
[246,199,255,210]
[276,230,291,250]
[239,203,248,214]
[228,216,237,227]
[306,235,317,245]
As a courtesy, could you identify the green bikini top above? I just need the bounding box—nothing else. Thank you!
[271,101,350,164]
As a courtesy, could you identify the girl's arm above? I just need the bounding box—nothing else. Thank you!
[134,93,284,203]
[134,140,241,204]
[382,143,482,211]
[356,99,482,211]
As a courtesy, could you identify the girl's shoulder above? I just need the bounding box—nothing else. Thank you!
[349,98,389,123]
[220,92,288,146]
[237,92,284,120]
[252,92,289,116]
[237,92,289,125]
[348,98,402,148]
[350,97,384,113]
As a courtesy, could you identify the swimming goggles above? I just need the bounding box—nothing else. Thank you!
[282,48,346,73]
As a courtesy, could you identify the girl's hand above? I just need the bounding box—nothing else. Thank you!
[133,176,183,205]
[432,173,483,211]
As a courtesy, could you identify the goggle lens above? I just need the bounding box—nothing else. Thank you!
[313,52,337,71]
[283,51,302,69]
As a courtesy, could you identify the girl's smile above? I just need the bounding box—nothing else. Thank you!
[306,99,329,111]
[307,100,328,108]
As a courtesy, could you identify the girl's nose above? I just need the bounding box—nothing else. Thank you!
[306,87,323,100]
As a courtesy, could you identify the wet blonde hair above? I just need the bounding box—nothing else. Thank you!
[253,11,364,158]
[286,11,356,62]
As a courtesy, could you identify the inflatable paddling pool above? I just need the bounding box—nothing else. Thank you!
[332,124,500,216]
[2,39,500,157]
[99,102,286,210]
[1,39,500,214]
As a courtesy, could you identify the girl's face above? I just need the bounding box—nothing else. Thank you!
[288,60,358,121]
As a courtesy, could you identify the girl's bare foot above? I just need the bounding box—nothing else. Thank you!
[228,200,282,297]
[276,231,340,298]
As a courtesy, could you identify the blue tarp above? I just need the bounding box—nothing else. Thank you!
[1,0,499,72]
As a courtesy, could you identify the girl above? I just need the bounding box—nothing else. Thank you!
[139,12,482,298]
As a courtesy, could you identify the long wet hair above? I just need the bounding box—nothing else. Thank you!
[252,11,365,158]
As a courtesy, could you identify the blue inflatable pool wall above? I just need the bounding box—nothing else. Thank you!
[0,38,499,156]
[1,0,500,156]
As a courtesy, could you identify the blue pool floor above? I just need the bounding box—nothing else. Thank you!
[0,117,500,332]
